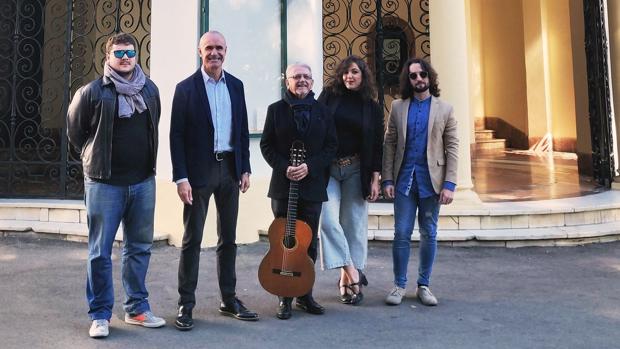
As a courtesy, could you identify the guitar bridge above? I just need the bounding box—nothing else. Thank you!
[272,269,301,277]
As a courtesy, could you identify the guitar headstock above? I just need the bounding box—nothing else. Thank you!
[289,140,306,167]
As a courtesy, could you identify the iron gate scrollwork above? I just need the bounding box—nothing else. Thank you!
[583,0,615,187]
[322,0,429,116]
[0,0,151,199]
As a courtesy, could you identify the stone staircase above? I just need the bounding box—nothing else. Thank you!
[366,190,620,247]
[5,191,620,248]
[474,118,506,152]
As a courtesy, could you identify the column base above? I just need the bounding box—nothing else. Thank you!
[450,188,484,209]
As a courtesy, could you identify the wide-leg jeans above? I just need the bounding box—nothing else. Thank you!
[392,189,440,288]
[319,161,368,270]
[84,175,155,321]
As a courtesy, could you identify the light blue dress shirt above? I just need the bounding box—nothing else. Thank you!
[201,67,233,153]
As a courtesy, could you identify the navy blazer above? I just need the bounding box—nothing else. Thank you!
[170,69,251,186]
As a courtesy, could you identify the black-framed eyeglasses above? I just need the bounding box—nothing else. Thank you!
[409,71,428,80]
[112,49,137,59]
[287,74,313,81]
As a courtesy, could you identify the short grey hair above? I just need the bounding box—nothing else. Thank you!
[285,63,312,78]
[198,30,226,47]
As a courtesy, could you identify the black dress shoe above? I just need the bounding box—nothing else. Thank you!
[296,295,325,315]
[219,297,259,321]
[175,305,194,331]
[276,297,292,320]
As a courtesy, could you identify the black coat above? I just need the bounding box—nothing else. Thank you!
[67,75,160,179]
[169,69,250,186]
[260,98,338,202]
[318,90,384,198]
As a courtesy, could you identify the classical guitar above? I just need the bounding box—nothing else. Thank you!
[258,141,315,297]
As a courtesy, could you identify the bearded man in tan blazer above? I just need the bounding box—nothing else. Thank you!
[382,58,458,307]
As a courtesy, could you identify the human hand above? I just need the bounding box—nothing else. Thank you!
[177,181,193,205]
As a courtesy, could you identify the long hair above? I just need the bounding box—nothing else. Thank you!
[399,57,440,99]
[324,55,377,101]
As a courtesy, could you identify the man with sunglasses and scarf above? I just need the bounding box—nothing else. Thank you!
[382,58,458,307]
[67,32,164,338]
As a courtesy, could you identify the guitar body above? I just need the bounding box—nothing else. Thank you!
[258,217,315,297]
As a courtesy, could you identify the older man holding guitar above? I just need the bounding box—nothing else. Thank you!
[260,62,338,320]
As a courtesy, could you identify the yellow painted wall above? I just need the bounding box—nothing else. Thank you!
[608,0,620,177]
[545,0,577,149]
[479,0,529,139]
[522,0,548,142]
[468,0,485,126]
[568,0,591,173]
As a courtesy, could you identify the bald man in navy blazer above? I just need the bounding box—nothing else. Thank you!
[170,31,258,331]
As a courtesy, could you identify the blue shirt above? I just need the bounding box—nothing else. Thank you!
[386,96,456,197]
[201,67,233,152]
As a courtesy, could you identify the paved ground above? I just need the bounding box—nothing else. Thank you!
[1,235,619,349]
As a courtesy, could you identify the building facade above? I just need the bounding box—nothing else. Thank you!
[1,0,619,246]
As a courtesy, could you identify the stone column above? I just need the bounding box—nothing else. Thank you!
[429,0,482,206]
[151,0,200,246]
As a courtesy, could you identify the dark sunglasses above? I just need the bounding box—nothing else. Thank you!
[112,49,137,59]
[409,71,428,80]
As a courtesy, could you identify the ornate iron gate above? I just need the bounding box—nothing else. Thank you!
[583,0,615,187]
[322,0,429,115]
[0,0,151,199]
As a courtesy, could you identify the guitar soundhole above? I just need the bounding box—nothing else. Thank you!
[282,236,296,249]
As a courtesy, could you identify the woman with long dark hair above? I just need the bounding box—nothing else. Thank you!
[318,55,384,305]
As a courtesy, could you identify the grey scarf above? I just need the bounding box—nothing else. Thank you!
[104,63,147,118]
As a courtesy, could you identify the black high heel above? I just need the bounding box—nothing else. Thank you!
[345,282,364,306]
[338,278,352,304]
[358,269,368,286]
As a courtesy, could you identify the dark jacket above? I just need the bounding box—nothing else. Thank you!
[169,70,251,186]
[260,97,338,202]
[66,75,160,179]
[318,89,384,198]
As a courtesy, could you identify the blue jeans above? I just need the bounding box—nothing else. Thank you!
[84,176,155,320]
[320,161,368,270]
[392,189,440,288]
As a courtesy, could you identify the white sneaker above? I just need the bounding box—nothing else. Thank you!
[89,319,109,338]
[124,311,166,328]
[416,285,438,306]
[385,286,406,305]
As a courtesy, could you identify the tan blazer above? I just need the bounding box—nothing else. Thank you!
[382,96,458,194]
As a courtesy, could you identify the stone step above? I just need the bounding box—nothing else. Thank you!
[0,199,168,244]
[368,221,620,247]
[0,219,169,243]
[474,138,506,151]
[475,129,495,140]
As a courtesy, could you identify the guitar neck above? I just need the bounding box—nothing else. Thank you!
[286,181,299,238]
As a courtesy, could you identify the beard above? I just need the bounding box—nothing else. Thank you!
[413,82,429,93]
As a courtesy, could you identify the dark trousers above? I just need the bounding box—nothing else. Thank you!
[270,198,322,263]
[178,157,239,308]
